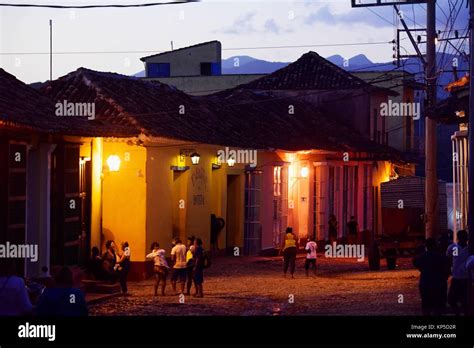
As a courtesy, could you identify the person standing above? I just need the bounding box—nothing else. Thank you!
[116,242,131,294]
[192,238,205,298]
[413,238,450,316]
[146,242,169,296]
[185,236,196,296]
[328,215,338,244]
[170,238,187,295]
[346,216,359,244]
[446,230,470,315]
[280,227,298,279]
[304,237,317,277]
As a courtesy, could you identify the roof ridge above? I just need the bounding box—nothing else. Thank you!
[140,40,221,62]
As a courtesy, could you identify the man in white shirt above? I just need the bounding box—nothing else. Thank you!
[170,238,187,294]
[305,237,317,277]
[446,230,469,315]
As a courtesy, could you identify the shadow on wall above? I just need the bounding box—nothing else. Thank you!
[101,228,116,254]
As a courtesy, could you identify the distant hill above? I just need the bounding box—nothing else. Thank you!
[133,52,469,98]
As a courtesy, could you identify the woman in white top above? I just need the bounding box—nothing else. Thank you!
[0,259,34,316]
[146,242,169,296]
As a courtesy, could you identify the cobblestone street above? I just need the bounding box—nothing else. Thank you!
[89,254,421,316]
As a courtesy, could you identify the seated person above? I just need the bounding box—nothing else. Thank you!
[0,259,34,316]
[85,247,107,281]
[37,266,88,316]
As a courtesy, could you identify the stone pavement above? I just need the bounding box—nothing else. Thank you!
[89,254,421,316]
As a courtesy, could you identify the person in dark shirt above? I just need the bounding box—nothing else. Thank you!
[37,266,88,316]
[346,216,359,244]
[102,240,118,282]
[86,246,107,280]
[192,238,205,298]
[413,238,450,316]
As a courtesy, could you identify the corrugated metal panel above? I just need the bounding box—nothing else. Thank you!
[381,176,448,233]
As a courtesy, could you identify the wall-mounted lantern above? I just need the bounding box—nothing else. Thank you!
[227,157,236,167]
[190,152,200,165]
[107,155,121,172]
[300,166,309,178]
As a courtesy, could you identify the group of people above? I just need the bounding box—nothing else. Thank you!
[280,227,318,278]
[146,236,206,298]
[414,229,474,316]
[0,259,88,316]
[87,240,131,294]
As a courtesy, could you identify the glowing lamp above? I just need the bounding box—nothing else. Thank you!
[107,155,121,172]
[227,157,236,167]
[190,152,200,165]
[300,167,309,178]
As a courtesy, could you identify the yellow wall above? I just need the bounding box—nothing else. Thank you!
[146,144,240,256]
[102,141,147,261]
[90,138,103,251]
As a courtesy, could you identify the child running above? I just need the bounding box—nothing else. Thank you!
[146,242,170,296]
[305,237,317,277]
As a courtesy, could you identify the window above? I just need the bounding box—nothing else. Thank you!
[272,166,288,247]
[200,62,221,76]
[147,63,170,78]
[244,171,262,255]
[312,166,318,240]
[363,165,371,230]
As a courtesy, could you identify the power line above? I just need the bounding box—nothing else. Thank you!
[0,0,197,9]
[0,41,392,56]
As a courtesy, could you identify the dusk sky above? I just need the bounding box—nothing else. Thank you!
[0,0,469,83]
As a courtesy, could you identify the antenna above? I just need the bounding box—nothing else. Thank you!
[171,41,174,51]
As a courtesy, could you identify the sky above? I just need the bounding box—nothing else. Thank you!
[0,0,469,83]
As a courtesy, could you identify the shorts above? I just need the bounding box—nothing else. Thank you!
[171,268,187,282]
[154,265,168,277]
[304,258,316,270]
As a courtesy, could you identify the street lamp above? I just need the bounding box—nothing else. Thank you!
[190,152,200,165]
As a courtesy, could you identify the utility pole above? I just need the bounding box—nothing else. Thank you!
[424,0,438,239]
[468,0,474,247]
[49,19,53,81]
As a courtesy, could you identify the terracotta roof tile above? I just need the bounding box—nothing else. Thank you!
[0,68,138,137]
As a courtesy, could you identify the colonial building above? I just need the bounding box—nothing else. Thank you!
[40,65,408,273]
[1,51,412,280]
[0,68,137,279]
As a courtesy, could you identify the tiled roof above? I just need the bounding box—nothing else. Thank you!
[0,68,138,137]
[228,51,396,94]
[41,68,404,159]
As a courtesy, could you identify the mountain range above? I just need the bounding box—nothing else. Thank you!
[135,52,468,98]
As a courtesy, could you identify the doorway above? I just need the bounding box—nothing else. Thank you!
[226,174,241,255]
[50,143,91,266]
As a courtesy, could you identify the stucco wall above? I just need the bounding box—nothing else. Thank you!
[144,41,221,77]
[101,141,147,262]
